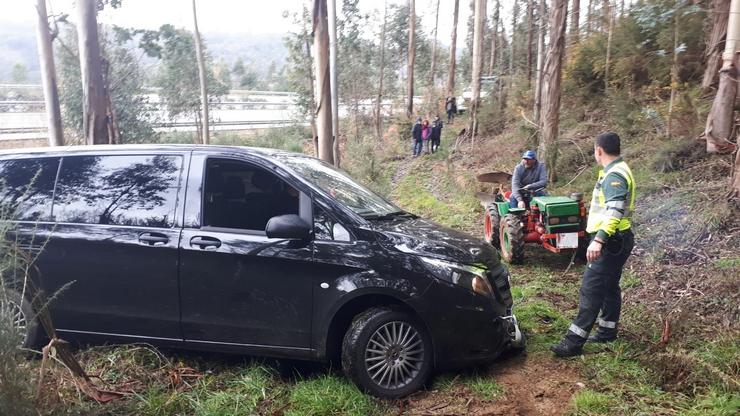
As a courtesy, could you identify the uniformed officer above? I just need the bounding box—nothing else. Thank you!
[551,132,636,357]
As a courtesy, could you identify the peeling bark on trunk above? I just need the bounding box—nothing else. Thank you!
[605,1,615,91]
[328,0,339,166]
[571,0,580,44]
[703,0,739,154]
[192,0,209,145]
[375,2,388,140]
[470,0,487,147]
[701,0,731,92]
[407,0,416,118]
[534,0,547,125]
[539,0,568,183]
[35,0,63,146]
[447,0,459,97]
[510,0,519,77]
[304,37,318,157]
[527,0,534,87]
[430,0,440,86]
[488,0,500,76]
[313,0,334,164]
[76,0,108,145]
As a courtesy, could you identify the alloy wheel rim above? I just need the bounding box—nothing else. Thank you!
[364,321,424,390]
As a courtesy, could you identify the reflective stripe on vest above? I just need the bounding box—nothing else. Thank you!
[586,161,635,234]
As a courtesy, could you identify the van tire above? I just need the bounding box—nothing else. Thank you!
[0,288,42,350]
[341,307,433,399]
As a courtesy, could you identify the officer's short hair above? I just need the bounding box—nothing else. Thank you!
[595,132,620,156]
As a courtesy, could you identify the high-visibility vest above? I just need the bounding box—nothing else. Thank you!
[586,160,635,234]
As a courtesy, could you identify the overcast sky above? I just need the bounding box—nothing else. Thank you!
[1,0,485,48]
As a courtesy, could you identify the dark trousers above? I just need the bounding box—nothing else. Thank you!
[447,110,455,123]
[412,139,423,156]
[565,230,634,346]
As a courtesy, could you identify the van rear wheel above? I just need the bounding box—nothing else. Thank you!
[341,307,432,399]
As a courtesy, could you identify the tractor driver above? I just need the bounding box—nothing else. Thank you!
[510,150,548,209]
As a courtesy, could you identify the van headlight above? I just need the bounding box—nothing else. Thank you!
[419,257,493,296]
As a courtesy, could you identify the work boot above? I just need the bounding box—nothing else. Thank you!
[588,332,617,343]
[550,340,583,358]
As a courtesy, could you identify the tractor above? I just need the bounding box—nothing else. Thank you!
[475,171,589,264]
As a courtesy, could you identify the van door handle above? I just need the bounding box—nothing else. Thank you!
[190,236,221,249]
[139,232,169,246]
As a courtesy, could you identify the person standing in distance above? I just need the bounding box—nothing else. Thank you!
[551,132,636,357]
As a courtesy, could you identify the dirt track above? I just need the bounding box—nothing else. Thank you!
[398,354,581,415]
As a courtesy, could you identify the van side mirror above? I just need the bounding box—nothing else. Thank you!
[265,214,312,240]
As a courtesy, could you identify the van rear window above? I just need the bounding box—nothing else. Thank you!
[0,157,60,221]
[52,155,182,228]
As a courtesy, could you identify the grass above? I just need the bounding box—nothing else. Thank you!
[466,375,506,401]
[285,375,387,416]
[570,390,613,415]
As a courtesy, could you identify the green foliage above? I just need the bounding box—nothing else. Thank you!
[146,25,229,123]
[286,375,386,416]
[283,5,315,126]
[10,63,28,84]
[231,57,260,89]
[56,27,157,143]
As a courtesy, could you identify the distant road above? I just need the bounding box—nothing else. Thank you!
[0,84,398,142]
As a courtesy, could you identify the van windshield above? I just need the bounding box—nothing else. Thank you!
[276,155,402,218]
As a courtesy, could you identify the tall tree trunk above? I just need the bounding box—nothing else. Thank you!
[76,0,107,145]
[510,0,519,76]
[35,0,63,147]
[192,0,209,145]
[701,0,731,92]
[667,4,679,139]
[375,1,388,140]
[586,0,593,33]
[407,0,416,118]
[527,0,534,87]
[704,0,739,154]
[602,0,610,32]
[604,1,614,91]
[534,0,547,125]
[447,0,460,97]
[328,0,339,166]
[101,58,119,144]
[430,0,440,86]
[571,0,580,44]
[470,0,487,147]
[488,0,500,75]
[313,0,334,164]
[304,37,318,157]
[539,0,568,183]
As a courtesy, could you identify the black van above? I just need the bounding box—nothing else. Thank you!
[0,145,523,398]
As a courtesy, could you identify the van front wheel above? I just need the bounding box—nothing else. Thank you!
[341,307,433,399]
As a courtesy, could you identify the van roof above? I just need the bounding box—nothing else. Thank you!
[0,143,302,158]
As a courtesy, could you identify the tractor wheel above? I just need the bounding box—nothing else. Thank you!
[499,214,525,264]
[483,204,501,249]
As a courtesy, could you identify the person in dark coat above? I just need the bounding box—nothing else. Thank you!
[411,117,423,157]
[445,97,457,123]
[430,116,443,153]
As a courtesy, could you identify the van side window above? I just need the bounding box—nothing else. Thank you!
[0,158,59,221]
[203,159,299,231]
[313,204,351,242]
[53,155,182,227]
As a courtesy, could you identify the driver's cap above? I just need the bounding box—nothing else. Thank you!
[522,150,537,160]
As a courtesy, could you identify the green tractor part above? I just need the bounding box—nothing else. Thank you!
[476,171,589,264]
